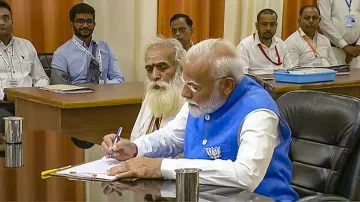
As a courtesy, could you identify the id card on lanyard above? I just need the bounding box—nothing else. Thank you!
[345,0,356,27]
[72,38,105,84]
[298,29,322,66]
[0,45,17,87]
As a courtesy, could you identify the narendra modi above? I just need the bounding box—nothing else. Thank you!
[130,37,186,141]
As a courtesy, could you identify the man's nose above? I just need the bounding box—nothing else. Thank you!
[181,86,192,99]
[152,68,161,81]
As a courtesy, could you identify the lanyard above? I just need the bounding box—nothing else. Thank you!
[345,0,352,12]
[0,45,15,76]
[253,33,282,66]
[298,29,318,57]
[72,38,103,79]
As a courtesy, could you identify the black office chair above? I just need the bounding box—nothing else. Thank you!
[246,74,276,100]
[277,90,360,201]
[38,53,53,78]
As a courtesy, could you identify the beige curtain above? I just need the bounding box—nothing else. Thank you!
[223,0,284,46]
[83,0,158,82]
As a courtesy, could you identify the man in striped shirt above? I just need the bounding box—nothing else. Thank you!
[0,1,49,100]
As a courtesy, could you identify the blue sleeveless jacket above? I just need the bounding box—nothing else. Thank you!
[184,76,299,201]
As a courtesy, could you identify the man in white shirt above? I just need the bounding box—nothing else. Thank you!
[319,0,360,67]
[131,37,186,141]
[101,39,299,201]
[236,9,293,75]
[285,5,337,67]
[170,14,194,51]
[0,1,49,100]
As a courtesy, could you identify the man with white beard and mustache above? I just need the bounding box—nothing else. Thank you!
[101,39,298,201]
[130,37,186,141]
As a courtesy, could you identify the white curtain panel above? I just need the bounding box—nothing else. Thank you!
[223,0,284,46]
[83,0,157,82]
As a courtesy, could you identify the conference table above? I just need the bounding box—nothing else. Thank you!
[0,131,272,201]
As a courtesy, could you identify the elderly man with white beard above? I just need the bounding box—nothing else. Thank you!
[130,37,186,141]
[101,39,298,201]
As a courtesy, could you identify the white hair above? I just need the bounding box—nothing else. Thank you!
[144,36,187,73]
[185,38,245,83]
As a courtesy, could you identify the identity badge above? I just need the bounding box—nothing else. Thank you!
[345,14,356,27]
[312,62,322,67]
[9,79,18,87]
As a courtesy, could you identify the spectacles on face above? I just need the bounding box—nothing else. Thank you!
[181,75,229,93]
[0,15,11,23]
[74,18,95,26]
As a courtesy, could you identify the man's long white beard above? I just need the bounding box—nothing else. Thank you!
[186,85,226,118]
[146,74,184,118]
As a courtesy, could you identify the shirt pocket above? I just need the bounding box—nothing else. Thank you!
[11,59,33,75]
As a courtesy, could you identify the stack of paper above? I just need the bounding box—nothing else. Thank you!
[38,84,94,94]
[54,157,122,181]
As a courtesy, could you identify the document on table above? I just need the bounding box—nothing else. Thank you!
[53,157,121,181]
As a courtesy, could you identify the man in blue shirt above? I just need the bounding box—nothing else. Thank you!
[51,3,124,84]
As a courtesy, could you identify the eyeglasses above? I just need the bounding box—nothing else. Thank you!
[180,75,197,93]
[74,19,95,26]
[180,75,229,93]
[0,15,11,23]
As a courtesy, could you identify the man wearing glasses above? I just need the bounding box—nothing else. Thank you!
[170,14,194,51]
[0,1,49,100]
[51,3,124,85]
[0,1,49,155]
[101,39,298,201]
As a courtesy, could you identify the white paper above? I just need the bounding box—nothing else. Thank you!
[56,157,122,180]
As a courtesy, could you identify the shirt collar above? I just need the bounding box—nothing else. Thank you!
[73,35,95,48]
[254,32,277,48]
[298,27,318,40]
[190,40,194,47]
[0,35,14,47]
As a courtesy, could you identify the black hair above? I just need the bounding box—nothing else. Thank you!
[299,5,320,16]
[69,3,95,22]
[170,13,193,28]
[257,9,278,22]
[0,1,12,14]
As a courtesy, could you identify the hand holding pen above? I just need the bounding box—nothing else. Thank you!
[101,127,138,161]
[110,127,123,158]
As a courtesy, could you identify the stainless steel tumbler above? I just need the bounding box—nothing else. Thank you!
[175,168,202,202]
[4,117,23,144]
[5,143,23,168]
[4,117,24,168]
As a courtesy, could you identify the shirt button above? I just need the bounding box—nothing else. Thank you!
[205,115,210,121]
[202,139,207,145]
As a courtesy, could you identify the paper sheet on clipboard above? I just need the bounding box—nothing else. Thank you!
[53,157,122,181]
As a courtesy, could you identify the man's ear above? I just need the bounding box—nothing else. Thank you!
[69,21,74,28]
[190,27,194,34]
[255,22,259,30]
[221,77,236,97]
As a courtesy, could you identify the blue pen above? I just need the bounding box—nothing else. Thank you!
[110,127,123,158]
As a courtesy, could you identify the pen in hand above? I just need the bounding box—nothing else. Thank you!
[109,127,122,158]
